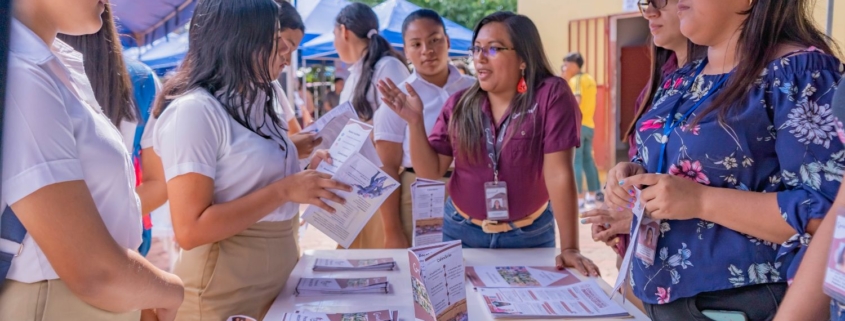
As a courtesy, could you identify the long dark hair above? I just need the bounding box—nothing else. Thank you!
[624,41,706,138]
[690,0,838,126]
[153,0,286,142]
[277,0,304,32]
[450,12,555,163]
[336,2,407,121]
[58,5,136,127]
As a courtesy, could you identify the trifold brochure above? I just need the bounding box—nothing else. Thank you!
[465,266,577,289]
[302,120,398,249]
[294,277,390,296]
[411,178,446,247]
[275,309,398,321]
[409,241,468,321]
[312,258,397,272]
[478,281,629,319]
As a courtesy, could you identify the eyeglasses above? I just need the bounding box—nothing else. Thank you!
[469,45,516,58]
[638,0,669,16]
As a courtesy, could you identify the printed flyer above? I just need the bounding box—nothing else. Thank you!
[409,241,468,321]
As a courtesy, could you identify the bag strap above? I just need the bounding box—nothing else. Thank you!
[0,207,26,288]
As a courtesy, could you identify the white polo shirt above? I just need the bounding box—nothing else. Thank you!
[373,65,476,168]
[153,87,300,222]
[1,19,143,283]
[339,56,410,119]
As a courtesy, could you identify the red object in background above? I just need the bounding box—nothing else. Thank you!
[134,155,153,230]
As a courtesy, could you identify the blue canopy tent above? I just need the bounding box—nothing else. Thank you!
[298,0,351,44]
[300,0,473,60]
[112,0,196,48]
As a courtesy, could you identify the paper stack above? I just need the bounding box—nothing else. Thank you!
[478,280,629,319]
[312,258,397,272]
[411,178,446,247]
[294,277,390,296]
[275,310,398,321]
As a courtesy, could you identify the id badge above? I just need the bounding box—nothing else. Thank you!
[823,209,845,303]
[484,181,510,220]
[635,218,661,265]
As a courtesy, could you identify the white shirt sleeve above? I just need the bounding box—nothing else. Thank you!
[154,93,227,181]
[2,63,84,205]
[373,57,411,103]
[373,98,408,143]
[139,73,163,149]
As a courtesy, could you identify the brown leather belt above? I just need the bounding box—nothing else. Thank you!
[453,202,548,234]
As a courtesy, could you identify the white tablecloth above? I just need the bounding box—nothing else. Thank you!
[264,248,650,321]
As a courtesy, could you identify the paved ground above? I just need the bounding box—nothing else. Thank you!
[297,173,620,286]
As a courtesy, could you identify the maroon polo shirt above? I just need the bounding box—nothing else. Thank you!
[428,76,582,221]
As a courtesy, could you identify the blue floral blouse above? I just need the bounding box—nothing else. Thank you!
[631,50,845,305]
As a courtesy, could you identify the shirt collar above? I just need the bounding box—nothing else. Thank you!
[407,64,465,90]
[10,19,85,72]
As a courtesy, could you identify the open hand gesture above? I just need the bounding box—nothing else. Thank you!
[377,78,424,125]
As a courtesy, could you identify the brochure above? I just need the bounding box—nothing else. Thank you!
[302,152,399,248]
[411,178,447,246]
[824,209,845,303]
[294,277,390,296]
[312,258,397,272]
[409,241,468,321]
[277,309,398,321]
[478,280,629,318]
[465,266,576,289]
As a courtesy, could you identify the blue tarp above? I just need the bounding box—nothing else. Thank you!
[112,0,196,48]
[300,0,472,59]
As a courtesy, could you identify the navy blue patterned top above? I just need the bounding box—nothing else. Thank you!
[631,50,845,305]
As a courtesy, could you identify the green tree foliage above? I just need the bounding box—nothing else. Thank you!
[355,0,517,29]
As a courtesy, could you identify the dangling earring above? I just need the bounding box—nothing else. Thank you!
[517,68,527,94]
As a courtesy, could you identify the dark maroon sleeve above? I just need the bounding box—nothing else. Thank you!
[542,78,582,154]
[427,91,461,157]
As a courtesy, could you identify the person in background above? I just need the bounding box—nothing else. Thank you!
[773,74,845,321]
[606,0,843,319]
[561,52,601,211]
[581,0,705,311]
[454,60,472,76]
[151,0,349,319]
[374,9,475,248]
[58,5,173,271]
[0,0,184,320]
[333,2,410,249]
[294,78,315,127]
[378,11,599,276]
[322,77,344,114]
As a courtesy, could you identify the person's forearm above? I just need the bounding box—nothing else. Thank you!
[408,122,446,179]
[172,179,291,250]
[89,249,183,313]
[550,178,579,251]
[775,206,838,320]
[699,187,796,244]
[136,179,167,214]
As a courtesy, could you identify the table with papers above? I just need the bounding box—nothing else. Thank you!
[264,248,650,321]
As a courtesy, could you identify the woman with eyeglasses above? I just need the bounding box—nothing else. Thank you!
[373,9,475,249]
[582,0,705,310]
[378,11,599,276]
[604,0,844,319]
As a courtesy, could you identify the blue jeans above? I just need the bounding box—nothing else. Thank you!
[441,197,556,249]
[574,125,600,194]
[833,300,845,321]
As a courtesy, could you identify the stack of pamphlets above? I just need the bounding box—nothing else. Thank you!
[294,277,390,296]
[275,310,398,321]
[312,258,397,272]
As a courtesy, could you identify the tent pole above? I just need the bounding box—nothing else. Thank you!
[827,0,834,37]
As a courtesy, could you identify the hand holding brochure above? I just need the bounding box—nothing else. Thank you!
[478,280,629,318]
[294,277,390,296]
[312,258,397,271]
[411,178,446,247]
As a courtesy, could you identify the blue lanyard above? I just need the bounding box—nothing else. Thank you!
[655,61,729,174]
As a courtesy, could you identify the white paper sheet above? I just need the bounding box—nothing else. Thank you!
[611,187,645,300]
[411,179,446,247]
[478,280,629,318]
[303,153,399,248]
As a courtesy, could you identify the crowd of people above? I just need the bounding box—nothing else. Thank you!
[2,0,845,320]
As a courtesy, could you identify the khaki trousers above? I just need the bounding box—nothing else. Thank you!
[174,220,298,321]
[0,279,141,321]
[399,171,451,246]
